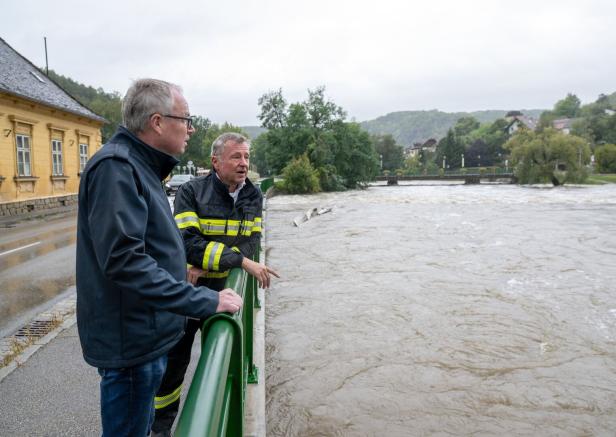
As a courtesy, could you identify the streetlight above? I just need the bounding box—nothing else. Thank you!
[380,154,383,171]
[443,155,446,169]
[461,154,465,168]
[477,155,481,168]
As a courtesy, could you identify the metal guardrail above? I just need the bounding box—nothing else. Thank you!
[259,177,275,195]
[175,266,258,437]
[175,177,271,436]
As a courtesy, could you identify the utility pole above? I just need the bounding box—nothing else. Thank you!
[43,37,49,75]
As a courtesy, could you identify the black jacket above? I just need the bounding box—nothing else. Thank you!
[173,170,263,290]
[76,127,219,368]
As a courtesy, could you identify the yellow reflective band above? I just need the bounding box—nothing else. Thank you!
[202,270,229,278]
[250,217,262,233]
[202,242,216,271]
[196,217,263,236]
[154,384,182,409]
[231,246,241,253]
[175,211,200,230]
[212,242,224,270]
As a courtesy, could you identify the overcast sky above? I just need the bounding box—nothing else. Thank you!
[3,0,615,126]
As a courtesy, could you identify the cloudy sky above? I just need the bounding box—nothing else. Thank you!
[3,0,615,126]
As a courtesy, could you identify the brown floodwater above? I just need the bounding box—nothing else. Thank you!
[264,183,616,436]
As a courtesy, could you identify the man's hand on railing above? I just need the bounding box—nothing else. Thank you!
[241,257,280,289]
[216,288,243,314]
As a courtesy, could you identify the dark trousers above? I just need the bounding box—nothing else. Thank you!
[151,318,202,433]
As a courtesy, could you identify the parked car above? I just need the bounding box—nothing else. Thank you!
[165,174,193,195]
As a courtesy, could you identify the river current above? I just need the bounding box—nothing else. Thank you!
[264,183,616,436]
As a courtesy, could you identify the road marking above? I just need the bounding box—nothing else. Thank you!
[0,241,41,257]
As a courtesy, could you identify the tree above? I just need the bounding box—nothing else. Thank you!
[553,93,582,118]
[466,139,491,167]
[436,129,464,169]
[453,116,480,139]
[504,128,591,185]
[255,86,378,189]
[372,134,404,171]
[594,144,616,173]
[304,86,346,129]
[179,116,212,169]
[258,89,287,129]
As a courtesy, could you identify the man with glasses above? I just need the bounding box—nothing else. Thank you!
[76,78,243,437]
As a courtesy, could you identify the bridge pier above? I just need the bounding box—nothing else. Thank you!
[464,176,480,184]
[387,176,398,186]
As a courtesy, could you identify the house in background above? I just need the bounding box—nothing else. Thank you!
[552,118,577,134]
[0,37,105,203]
[505,111,538,135]
[406,138,437,158]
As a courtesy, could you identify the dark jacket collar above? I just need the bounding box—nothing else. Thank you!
[114,126,179,180]
[210,169,254,196]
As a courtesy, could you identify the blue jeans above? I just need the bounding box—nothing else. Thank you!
[98,355,168,437]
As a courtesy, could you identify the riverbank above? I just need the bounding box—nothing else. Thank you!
[585,173,616,184]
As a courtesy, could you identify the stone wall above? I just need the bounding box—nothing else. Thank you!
[0,194,77,219]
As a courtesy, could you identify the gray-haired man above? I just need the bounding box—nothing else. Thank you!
[76,79,242,437]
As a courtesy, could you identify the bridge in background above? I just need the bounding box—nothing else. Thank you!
[375,170,517,185]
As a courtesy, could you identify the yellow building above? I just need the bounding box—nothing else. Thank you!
[0,37,105,204]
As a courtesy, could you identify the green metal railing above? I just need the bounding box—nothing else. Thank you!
[175,266,258,437]
[258,177,275,195]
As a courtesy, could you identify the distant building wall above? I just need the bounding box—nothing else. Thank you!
[0,93,103,202]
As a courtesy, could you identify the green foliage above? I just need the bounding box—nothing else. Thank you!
[254,87,378,189]
[372,134,404,171]
[504,128,591,185]
[281,154,321,194]
[46,69,122,142]
[453,116,480,139]
[594,144,616,173]
[258,89,287,129]
[553,93,582,118]
[436,129,465,169]
[585,173,616,184]
[317,164,346,192]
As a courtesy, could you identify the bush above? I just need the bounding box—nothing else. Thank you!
[317,164,346,192]
[281,154,321,194]
[595,144,616,173]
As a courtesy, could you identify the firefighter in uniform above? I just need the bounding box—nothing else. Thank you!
[151,132,279,436]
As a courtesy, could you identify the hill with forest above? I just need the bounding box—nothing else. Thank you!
[360,109,545,146]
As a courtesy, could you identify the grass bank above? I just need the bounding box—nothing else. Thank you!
[585,173,616,184]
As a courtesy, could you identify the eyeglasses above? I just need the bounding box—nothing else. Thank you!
[160,114,194,129]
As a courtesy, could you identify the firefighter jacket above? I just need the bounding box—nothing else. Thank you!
[76,126,220,369]
[173,170,263,289]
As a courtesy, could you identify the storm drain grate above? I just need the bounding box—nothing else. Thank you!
[13,319,58,339]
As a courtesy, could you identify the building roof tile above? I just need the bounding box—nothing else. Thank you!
[0,37,105,123]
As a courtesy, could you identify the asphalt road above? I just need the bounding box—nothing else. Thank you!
[0,212,77,337]
[0,320,202,436]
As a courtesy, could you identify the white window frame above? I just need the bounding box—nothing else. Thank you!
[16,134,32,176]
[79,143,89,172]
[52,139,63,176]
